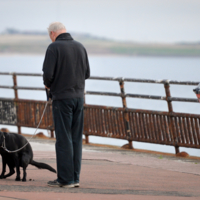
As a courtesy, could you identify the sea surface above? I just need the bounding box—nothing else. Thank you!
[0,55,200,156]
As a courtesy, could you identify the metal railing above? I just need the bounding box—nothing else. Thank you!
[0,72,199,154]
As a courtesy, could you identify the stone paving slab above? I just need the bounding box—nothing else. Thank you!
[0,140,200,200]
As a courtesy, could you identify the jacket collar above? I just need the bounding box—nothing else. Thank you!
[56,33,73,41]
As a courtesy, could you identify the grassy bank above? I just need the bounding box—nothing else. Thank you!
[0,34,200,57]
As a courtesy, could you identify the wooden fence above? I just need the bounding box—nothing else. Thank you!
[0,72,199,154]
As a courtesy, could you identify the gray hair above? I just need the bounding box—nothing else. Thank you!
[47,22,66,35]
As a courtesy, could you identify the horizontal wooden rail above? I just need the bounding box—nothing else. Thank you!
[0,87,198,103]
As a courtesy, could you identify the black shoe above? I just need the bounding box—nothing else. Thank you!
[47,180,62,187]
[47,180,75,188]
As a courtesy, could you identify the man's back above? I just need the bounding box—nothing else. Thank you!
[43,33,90,100]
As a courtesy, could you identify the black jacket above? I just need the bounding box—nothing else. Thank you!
[43,33,90,100]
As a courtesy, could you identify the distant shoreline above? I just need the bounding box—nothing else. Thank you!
[0,34,200,57]
[0,52,200,58]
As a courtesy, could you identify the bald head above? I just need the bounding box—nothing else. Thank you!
[48,22,66,42]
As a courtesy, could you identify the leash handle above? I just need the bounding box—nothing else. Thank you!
[46,88,50,101]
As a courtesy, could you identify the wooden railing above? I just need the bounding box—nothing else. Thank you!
[0,72,199,154]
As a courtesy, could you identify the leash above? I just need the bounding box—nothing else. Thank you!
[1,88,50,153]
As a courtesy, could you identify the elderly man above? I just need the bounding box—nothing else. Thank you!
[43,22,90,188]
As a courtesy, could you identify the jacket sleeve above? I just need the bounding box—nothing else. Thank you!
[85,49,90,80]
[42,48,57,88]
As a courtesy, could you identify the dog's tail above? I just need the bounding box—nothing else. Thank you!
[30,160,56,173]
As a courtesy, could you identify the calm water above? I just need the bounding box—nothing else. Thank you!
[0,55,200,156]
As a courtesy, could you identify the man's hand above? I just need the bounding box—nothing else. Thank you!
[45,85,50,89]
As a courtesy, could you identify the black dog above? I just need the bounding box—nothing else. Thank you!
[0,131,56,182]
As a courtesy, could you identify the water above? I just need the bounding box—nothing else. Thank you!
[0,55,200,156]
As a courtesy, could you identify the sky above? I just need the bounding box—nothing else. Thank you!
[0,0,200,43]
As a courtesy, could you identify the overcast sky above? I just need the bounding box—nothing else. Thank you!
[0,0,199,43]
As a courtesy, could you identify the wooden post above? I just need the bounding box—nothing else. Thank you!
[13,74,21,135]
[164,83,179,154]
[119,80,133,149]
[50,130,54,138]
[13,74,18,99]
[85,135,89,144]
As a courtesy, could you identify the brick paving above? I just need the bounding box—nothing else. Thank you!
[0,139,200,200]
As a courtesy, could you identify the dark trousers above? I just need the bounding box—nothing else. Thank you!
[52,98,84,184]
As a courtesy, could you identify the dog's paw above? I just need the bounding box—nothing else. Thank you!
[22,178,26,182]
[0,175,5,179]
[15,177,21,181]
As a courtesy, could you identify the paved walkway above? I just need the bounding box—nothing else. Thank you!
[0,139,200,200]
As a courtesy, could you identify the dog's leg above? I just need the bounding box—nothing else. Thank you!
[15,167,20,181]
[14,155,21,181]
[21,153,30,182]
[0,156,6,179]
[3,166,15,178]
[22,167,27,182]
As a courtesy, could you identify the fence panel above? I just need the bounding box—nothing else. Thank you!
[84,105,126,139]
